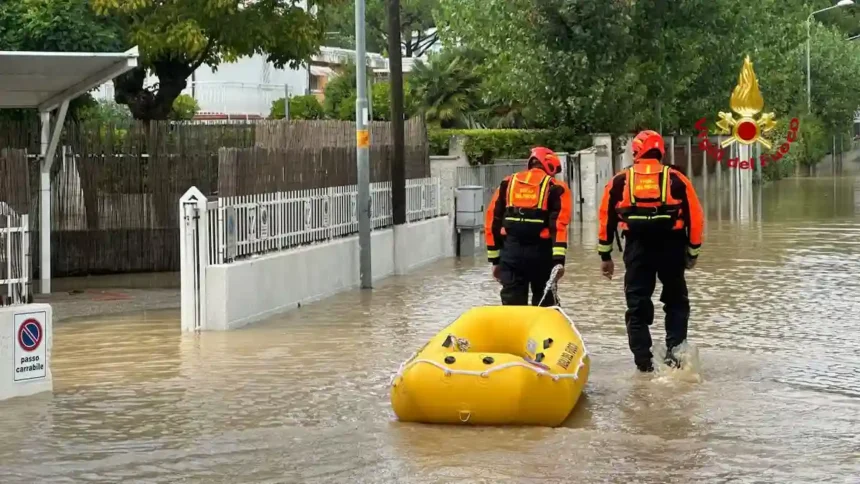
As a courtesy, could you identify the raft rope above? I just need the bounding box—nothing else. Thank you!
[537,264,564,307]
[389,305,589,385]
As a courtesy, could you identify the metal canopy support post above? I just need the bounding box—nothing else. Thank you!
[38,100,68,295]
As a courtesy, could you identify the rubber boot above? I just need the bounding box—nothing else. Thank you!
[664,347,681,369]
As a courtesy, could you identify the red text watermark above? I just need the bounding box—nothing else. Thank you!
[695,117,800,170]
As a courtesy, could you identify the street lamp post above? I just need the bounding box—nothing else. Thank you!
[807,0,855,114]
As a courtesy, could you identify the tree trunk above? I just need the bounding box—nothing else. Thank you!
[113,61,194,120]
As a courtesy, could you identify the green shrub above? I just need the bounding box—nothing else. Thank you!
[429,128,591,164]
[269,95,325,120]
[336,93,358,121]
[323,63,357,119]
[169,94,200,121]
[371,80,417,121]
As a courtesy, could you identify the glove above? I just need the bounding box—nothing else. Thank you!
[685,255,697,270]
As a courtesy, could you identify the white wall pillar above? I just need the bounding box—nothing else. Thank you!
[39,113,51,295]
[179,187,209,332]
[576,147,598,222]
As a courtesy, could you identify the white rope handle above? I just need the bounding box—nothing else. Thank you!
[537,264,564,307]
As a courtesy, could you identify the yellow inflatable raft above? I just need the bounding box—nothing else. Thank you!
[390,305,590,427]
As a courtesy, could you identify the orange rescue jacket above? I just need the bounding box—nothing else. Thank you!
[485,168,572,265]
[597,159,703,261]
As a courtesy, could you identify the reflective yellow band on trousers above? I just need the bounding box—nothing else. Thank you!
[504,217,545,224]
[487,250,500,259]
[598,244,613,253]
[552,247,566,256]
[626,214,672,220]
[687,246,700,256]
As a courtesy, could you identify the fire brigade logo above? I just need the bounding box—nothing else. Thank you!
[716,56,777,149]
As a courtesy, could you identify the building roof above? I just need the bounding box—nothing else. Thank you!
[0,47,139,111]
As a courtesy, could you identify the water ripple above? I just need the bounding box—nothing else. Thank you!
[1,177,859,482]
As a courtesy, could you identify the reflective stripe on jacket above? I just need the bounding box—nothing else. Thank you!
[485,168,572,265]
[597,159,703,261]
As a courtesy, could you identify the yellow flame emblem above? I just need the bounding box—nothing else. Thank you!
[715,56,777,149]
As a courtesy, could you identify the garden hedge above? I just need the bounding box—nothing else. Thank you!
[429,128,592,165]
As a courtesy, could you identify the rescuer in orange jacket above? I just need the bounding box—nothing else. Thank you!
[597,130,704,373]
[485,147,572,306]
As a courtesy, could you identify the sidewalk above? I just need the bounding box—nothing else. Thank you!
[31,272,180,322]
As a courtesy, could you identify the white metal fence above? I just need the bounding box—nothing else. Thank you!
[0,214,30,306]
[204,177,443,264]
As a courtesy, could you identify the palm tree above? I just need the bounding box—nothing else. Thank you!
[410,49,484,128]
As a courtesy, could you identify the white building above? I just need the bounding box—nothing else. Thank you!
[92,46,425,120]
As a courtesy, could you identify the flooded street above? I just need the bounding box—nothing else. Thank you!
[2,176,860,483]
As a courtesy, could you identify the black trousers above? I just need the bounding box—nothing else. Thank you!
[498,242,557,307]
[622,233,689,367]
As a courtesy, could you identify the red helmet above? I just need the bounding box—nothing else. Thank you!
[631,130,665,162]
[529,146,561,175]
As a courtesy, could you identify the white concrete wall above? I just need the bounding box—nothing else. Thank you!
[204,216,452,330]
[0,304,53,401]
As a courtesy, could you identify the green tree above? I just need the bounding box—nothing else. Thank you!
[326,0,440,56]
[0,0,123,52]
[438,0,642,134]
[91,0,334,120]
[436,0,860,140]
[807,24,860,131]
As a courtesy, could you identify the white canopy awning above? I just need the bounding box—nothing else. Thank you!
[0,47,138,111]
[0,47,139,294]
[310,65,335,78]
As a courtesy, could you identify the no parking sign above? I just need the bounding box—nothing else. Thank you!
[13,311,47,382]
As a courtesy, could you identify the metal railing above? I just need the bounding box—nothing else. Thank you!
[0,214,30,306]
[205,177,444,264]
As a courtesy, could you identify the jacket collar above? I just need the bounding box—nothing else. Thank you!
[632,159,663,173]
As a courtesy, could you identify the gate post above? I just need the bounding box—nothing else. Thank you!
[179,187,209,332]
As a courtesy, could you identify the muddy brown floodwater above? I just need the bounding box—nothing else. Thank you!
[1,176,860,483]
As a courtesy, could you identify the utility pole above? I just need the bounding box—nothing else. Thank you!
[387,0,406,225]
[355,0,372,288]
[284,84,290,121]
